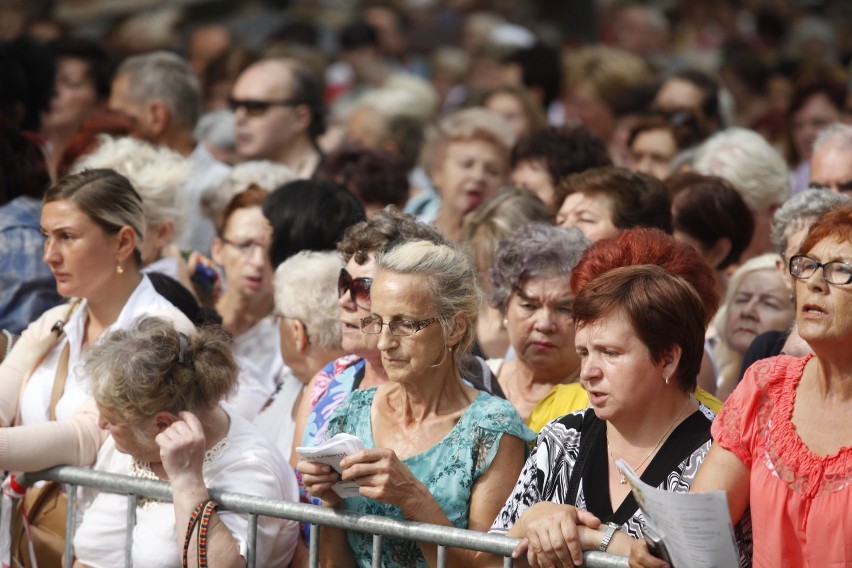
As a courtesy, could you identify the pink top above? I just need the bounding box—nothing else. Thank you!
[713,354,852,567]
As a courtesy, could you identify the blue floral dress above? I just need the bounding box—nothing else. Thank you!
[325,387,533,568]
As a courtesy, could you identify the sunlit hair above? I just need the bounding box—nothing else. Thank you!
[116,51,201,130]
[426,107,515,176]
[813,122,852,152]
[376,240,482,357]
[84,317,237,424]
[219,186,267,236]
[204,160,296,226]
[274,251,343,350]
[72,135,190,236]
[338,206,444,265]
[693,127,790,210]
[574,264,705,391]
[563,45,648,107]
[488,222,589,311]
[570,228,720,326]
[44,168,145,259]
[798,203,852,255]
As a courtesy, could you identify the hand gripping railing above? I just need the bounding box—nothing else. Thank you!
[16,466,629,568]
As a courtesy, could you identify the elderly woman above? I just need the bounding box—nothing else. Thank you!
[711,253,795,400]
[556,166,672,243]
[485,264,729,567]
[486,222,589,422]
[631,203,852,566]
[253,250,346,467]
[528,228,724,432]
[300,207,444,450]
[426,107,515,241]
[72,317,299,567]
[464,187,553,359]
[299,240,531,567]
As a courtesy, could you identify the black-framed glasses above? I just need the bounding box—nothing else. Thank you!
[360,314,438,337]
[228,96,301,117]
[789,255,852,285]
[222,238,269,257]
[338,269,372,309]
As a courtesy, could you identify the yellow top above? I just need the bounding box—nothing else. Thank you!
[527,383,723,433]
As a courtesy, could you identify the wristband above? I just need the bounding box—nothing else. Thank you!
[598,522,619,552]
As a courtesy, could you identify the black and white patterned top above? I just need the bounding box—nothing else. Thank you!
[490,403,716,539]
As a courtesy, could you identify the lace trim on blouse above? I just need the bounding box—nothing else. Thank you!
[129,437,230,509]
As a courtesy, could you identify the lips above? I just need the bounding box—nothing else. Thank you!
[587,391,608,406]
[801,303,828,316]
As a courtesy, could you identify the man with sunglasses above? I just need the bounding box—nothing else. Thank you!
[229,58,325,178]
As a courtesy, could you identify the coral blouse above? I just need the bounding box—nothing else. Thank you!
[713,354,852,567]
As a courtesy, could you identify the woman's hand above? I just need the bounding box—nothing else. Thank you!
[296,460,342,507]
[510,502,602,567]
[628,539,670,568]
[156,411,207,488]
[339,448,429,517]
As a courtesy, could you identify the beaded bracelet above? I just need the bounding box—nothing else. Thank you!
[182,499,212,568]
[197,500,219,568]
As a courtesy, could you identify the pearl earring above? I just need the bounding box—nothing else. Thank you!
[116,262,124,275]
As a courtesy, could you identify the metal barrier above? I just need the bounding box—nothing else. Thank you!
[17,466,629,568]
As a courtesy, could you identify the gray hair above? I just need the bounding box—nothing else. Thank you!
[426,107,515,174]
[376,240,482,357]
[694,127,790,210]
[770,189,852,257]
[84,316,237,425]
[488,222,590,311]
[203,160,296,222]
[116,51,201,130]
[813,122,852,153]
[194,109,237,151]
[273,251,344,350]
[72,135,190,235]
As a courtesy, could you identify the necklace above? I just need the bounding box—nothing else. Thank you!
[607,396,693,485]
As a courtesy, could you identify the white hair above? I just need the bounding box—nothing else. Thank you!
[194,109,236,151]
[694,127,790,210]
[274,251,344,350]
[813,122,852,153]
[203,160,297,223]
[72,135,190,233]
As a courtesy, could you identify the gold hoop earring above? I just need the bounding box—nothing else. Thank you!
[116,262,124,275]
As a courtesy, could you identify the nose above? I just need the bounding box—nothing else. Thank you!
[246,243,266,266]
[740,298,760,320]
[375,325,397,351]
[97,413,108,430]
[635,155,653,175]
[578,353,601,384]
[43,237,60,265]
[533,308,558,332]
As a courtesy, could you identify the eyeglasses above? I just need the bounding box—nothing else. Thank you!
[338,269,372,309]
[228,96,301,117]
[789,255,852,285]
[222,238,269,257]
[360,314,439,337]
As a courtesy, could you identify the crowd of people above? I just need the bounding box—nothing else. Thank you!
[1,0,852,566]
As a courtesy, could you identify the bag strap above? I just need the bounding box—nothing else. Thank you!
[565,408,603,505]
[48,342,71,422]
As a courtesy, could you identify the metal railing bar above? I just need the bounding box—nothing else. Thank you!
[125,493,136,568]
[64,483,76,568]
[437,544,447,567]
[247,512,257,568]
[308,523,319,568]
[371,534,383,568]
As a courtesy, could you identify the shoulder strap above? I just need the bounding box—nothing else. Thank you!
[565,408,604,505]
[48,342,71,421]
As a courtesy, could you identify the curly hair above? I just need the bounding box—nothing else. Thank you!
[337,206,444,265]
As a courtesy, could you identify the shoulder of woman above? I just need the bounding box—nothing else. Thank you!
[741,353,811,392]
[468,393,536,441]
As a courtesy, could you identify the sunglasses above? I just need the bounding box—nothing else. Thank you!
[227,96,301,117]
[338,269,372,309]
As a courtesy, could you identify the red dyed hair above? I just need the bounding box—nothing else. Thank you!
[570,227,719,326]
[798,204,852,256]
[56,109,133,178]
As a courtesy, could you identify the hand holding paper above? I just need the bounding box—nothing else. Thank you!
[297,433,366,499]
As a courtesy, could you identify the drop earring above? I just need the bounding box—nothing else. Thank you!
[116,262,124,275]
[664,374,670,385]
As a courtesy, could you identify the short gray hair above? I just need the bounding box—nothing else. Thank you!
[771,189,852,257]
[204,160,296,223]
[84,316,237,424]
[72,135,190,234]
[274,251,343,350]
[117,51,201,130]
[376,240,482,357]
[694,127,790,210]
[813,122,852,153]
[488,222,590,311]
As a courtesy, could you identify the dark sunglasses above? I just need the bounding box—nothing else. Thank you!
[227,96,301,117]
[338,269,372,309]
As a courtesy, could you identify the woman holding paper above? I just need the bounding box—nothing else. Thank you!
[631,204,852,567]
[486,264,735,567]
[298,240,532,568]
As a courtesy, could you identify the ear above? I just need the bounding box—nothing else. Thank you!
[292,318,310,352]
[211,236,224,265]
[446,313,468,349]
[776,255,794,293]
[293,104,312,134]
[660,344,683,385]
[115,225,137,263]
[153,221,176,250]
[705,237,732,271]
[154,411,179,433]
[147,101,170,138]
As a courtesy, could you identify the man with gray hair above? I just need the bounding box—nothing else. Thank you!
[809,123,852,194]
[693,127,790,261]
[109,50,230,254]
